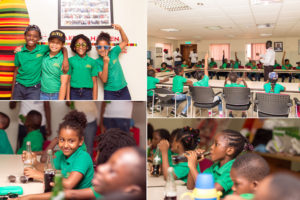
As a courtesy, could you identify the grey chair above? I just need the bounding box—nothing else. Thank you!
[254,93,292,118]
[223,87,252,117]
[189,86,222,117]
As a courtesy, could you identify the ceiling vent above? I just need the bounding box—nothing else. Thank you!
[152,0,192,12]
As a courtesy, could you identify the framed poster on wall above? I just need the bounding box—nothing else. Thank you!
[58,0,114,29]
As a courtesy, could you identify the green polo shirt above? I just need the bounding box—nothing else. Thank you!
[160,68,170,72]
[240,193,255,200]
[41,51,65,93]
[221,63,227,69]
[196,64,203,68]
[181,64,188,68]
[172,75,187,93]
[14,44,49,87]
[17,129,44,154]
[233,61,239,69]
[173,161,201,183]
[68,54,99,88]
[0,129,13,154]
[91,186,103,199]
[264,82,284,94]
[147,76,160,96]
[204,159,235,197]
[274,63,280,68]
[296,66,300,70]
[225,83,246,87]
[282,64,292,70]
[245,62,252,68]
[209,61,217,68]
[193,75,209,87]
[53,146,94,189]
[96,45,127,91]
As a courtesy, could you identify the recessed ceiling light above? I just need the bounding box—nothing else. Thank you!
[160,28,180,32]
[153,0,191,12]
[260,33,272,37]
[257,23,275,29]
[251,0,282,6]
[205,26,222,30]
[166,37,177,40]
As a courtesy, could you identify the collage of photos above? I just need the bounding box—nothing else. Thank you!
[0,0,300,200]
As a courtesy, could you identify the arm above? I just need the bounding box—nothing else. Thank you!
[113,24,128,50]
[235,52,238,61]
[63,171,84,189]
[222,50,225,64]
[185,80,193,86]
[158,140,177,180]
[92,77,98,100]
[11,66,19,99]
[186,151,200,190]
[43,102,51,138]
[16,192,52,200]
[98,50,109,83]
[64,188,95,200]
[66,76,71,100]
[99,102,106,133]
[58,75,69,100]
[159,77,169,83]
[61,47,69,74]
[282,51,286,66]
[204,53,208,77]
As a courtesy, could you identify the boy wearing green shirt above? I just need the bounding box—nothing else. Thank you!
[217,50,229,80]
[0,112,13,154]
[209,58,217,79]
[40,30,69,100]
[17,110,44,154]
[280,52,292,82]
[247,60,260,81]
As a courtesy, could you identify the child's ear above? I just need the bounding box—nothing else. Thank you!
[79,137,84,146]
[252,180,260,190]
[225,146,235,157]
[123,185,141,195]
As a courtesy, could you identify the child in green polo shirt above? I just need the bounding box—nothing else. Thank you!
[193,53,223,117]
[181,60,188,68]
[12,24,69,100]
[186,129,253,198]
[280,52,293,82]
[17,110,44,154]
[40,30,69,100]
[274,60,281,69]
[160,62,171,72]
[223,153,270,200]
[217,50,229,80]
[209,57,217,79]
[68,34,99,100]
[294,61,300,81]
[171,66,193,117]
[95,24,130,100]
[158,127,201,185]
[264,72,285,94]
[247,60,260,81]
[0,112,13,154]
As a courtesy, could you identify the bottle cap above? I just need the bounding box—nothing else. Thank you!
[195,173,215,189]
[26,141,31,145]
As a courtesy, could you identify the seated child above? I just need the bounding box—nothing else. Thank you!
[209,57,217,79]
[0,112,13,154]
[224,72,248,118]
[217,50,229,80]
[171,66,193,117]
[274,60,280,69]
[264,72,285,94]
[224,153,270,200]
[280,52,292,82]
[148,129,172,163]
[247,60,260,82]
[160,62,170,72]
[193,53,223,117]
[17,110,44,154]
[158,127,201,184]
[186,129,253,197]
[293,61,300,81]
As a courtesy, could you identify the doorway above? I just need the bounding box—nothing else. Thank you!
[180,44,197,65]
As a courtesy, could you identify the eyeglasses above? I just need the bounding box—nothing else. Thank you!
[75,43,87,48]
[96,45,110,50]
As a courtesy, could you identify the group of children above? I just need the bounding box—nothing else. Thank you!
[12,24,130,100]
[147,125,300,200]
[147,52,289,117]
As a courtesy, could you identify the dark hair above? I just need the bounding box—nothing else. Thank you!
[269,78,277,93]
[174,65,183,75]
[147,123,154,140]
[221,129,253,158]
[161,62,167,68]
[147,69,155,77]
[0,112,10,129]
[70,34,92,53]
[170,128,181,144]
[232,153,270,181]
[194,70,204,81]
[24,24,42,39]
[129,147,146,193]
[96,128,136,165]
[228,72,238,83]
[285,59,289,63]
[266,40,272,47]
[154,129,170,141]
[96,32,111,45]
[59,110,87,139]
[175,127,200,151]
[26,110,42,130]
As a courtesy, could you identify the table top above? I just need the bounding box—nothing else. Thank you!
[0,155,44,196]
[257,152,300,162]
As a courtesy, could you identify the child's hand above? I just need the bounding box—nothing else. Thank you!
[163,77,169,82]
[14,46,22,54]
[186,150,198,169]
[103,50,110,64]
[195,148,206,161]
[223,194,245,200]
[112,24,122,31]
[158,140,169,153]
[22,151,38,166]
[24,168,43,181]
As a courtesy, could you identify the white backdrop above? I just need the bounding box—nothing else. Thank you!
[25,0,147,100]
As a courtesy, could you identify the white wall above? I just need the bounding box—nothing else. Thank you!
[149,36,300,66]
[26,0,147,100]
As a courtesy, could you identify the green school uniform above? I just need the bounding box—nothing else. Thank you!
[281,64,292,70]
[221,63,227,69]
[274,63,280,68]
[204,159,235,197]
[209,61,217,68]
[96,45,127,91]
[147,76,160,96]
[193,75,209,87]
[225,83,246,87]
[68,54,99,88]
[91,186,103,199]
[233,62,239,69]
[196,64,203,68]
[181,64,188,68]
[240,193,255,200]
[41,51,64,93]
[172,75,187,93]
[0,129,13,154]
[173,161,201,183]
[17,129,44,154]
[14,44,49,87]
[54,146,94,189]
[264,82,284,94]
[160,68,170,72]
[296,66,300,70]
[245,62,252,68]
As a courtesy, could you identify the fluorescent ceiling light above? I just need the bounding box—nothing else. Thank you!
[205,26,222,30]
[166,37,177,40]
[260,33,272,36]
[257,23,275,29]
[251,0,282,6]
[153,0,191,12]
[160,28,180,32]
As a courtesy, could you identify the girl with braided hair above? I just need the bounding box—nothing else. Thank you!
[186,129,253,197]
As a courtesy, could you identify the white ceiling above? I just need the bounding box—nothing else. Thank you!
[148,0,300,40]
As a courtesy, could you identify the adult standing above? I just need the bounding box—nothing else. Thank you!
[189,49,198,68]
[173,48,182,66]
[258,41,275,81]
[163,49,173,69]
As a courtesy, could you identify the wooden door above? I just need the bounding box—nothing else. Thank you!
[180,44,197,65]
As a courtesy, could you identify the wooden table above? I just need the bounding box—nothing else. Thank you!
[0,155,43,196]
